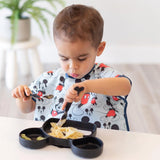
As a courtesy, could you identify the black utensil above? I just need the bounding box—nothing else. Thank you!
[25,93,53,99]
[56,86,84,127]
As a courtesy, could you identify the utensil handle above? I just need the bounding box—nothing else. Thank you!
[64,86,84,112]
[65,103,72,112]
[74,86,84,95]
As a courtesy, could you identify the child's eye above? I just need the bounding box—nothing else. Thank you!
[78,58,86,61]
[61,57,68,61]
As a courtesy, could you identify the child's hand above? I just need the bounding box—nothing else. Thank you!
[12,85,32,102]
[62,83,86,110]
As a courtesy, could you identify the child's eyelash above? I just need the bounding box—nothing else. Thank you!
[78,58,86,61]
[60,57,87,61]
[61,58,68,61]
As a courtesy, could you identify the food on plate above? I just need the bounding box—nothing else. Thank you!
[21,134,31,141]
[21,134,45,141]
[48,122,83,139]
[36,136,45,141]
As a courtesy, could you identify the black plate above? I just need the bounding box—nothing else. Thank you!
[42,118,97,148]
[19,118,103,158]
[71,137,103,158]
[19,128,49,149]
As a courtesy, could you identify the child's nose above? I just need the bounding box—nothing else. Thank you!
[69,60,78,70]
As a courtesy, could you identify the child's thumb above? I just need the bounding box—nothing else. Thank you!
[62,101,67,110]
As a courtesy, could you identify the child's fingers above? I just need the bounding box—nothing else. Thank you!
[23,86,32,101]
[74,96,81,102]
[12,85,31,100]
[62,101,67,110]
[24,85,31,96]
[66,91,77,100]
[18,86,26,98]
[62,84,86,109]
[12,90,18,98]
[64,94,74,103]
[68,86,77,96]
[62,93,76,110]
[12,87,21,98]
[64,87,78,101]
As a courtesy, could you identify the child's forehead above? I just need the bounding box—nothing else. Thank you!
[55,35,94,48]
[56,39,95,57]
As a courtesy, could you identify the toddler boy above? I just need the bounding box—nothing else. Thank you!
[12,4,131,130]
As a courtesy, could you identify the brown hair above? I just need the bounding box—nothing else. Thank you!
[53,4,104,48]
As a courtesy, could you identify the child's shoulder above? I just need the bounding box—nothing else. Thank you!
[95,63,110,70]
[94,63,121,78]
[94,62,115,73]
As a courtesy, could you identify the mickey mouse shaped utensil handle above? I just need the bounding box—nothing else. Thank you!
[57,86,84,127]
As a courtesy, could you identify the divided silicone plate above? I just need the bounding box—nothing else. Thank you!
[19,118,103,158]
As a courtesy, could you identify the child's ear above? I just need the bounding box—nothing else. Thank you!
[96,41,106,56]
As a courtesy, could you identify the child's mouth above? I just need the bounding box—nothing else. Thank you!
[70,73,79,78]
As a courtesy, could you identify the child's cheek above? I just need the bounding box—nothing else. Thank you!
[60,63,67,71]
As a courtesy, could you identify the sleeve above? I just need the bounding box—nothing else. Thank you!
[98,63,132,85]
[116,75,132,86]
[98,63,132,99]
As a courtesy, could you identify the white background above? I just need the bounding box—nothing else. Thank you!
[0,0,160,64]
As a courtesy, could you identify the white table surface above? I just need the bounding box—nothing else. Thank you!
[1,116,160,160]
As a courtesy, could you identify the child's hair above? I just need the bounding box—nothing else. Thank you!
[53,4,104,48]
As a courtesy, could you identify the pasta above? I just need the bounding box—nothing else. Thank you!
[48,122,83,139]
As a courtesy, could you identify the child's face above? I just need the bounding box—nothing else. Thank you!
[55,38,103,79]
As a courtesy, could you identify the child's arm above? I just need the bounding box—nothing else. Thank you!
[62,77,131,110]
[12,85,36,113]
[84,77,131,96]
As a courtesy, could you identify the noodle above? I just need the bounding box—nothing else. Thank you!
[48,122,83,139]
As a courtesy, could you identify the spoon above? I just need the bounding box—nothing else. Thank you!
[25,93,54,99]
